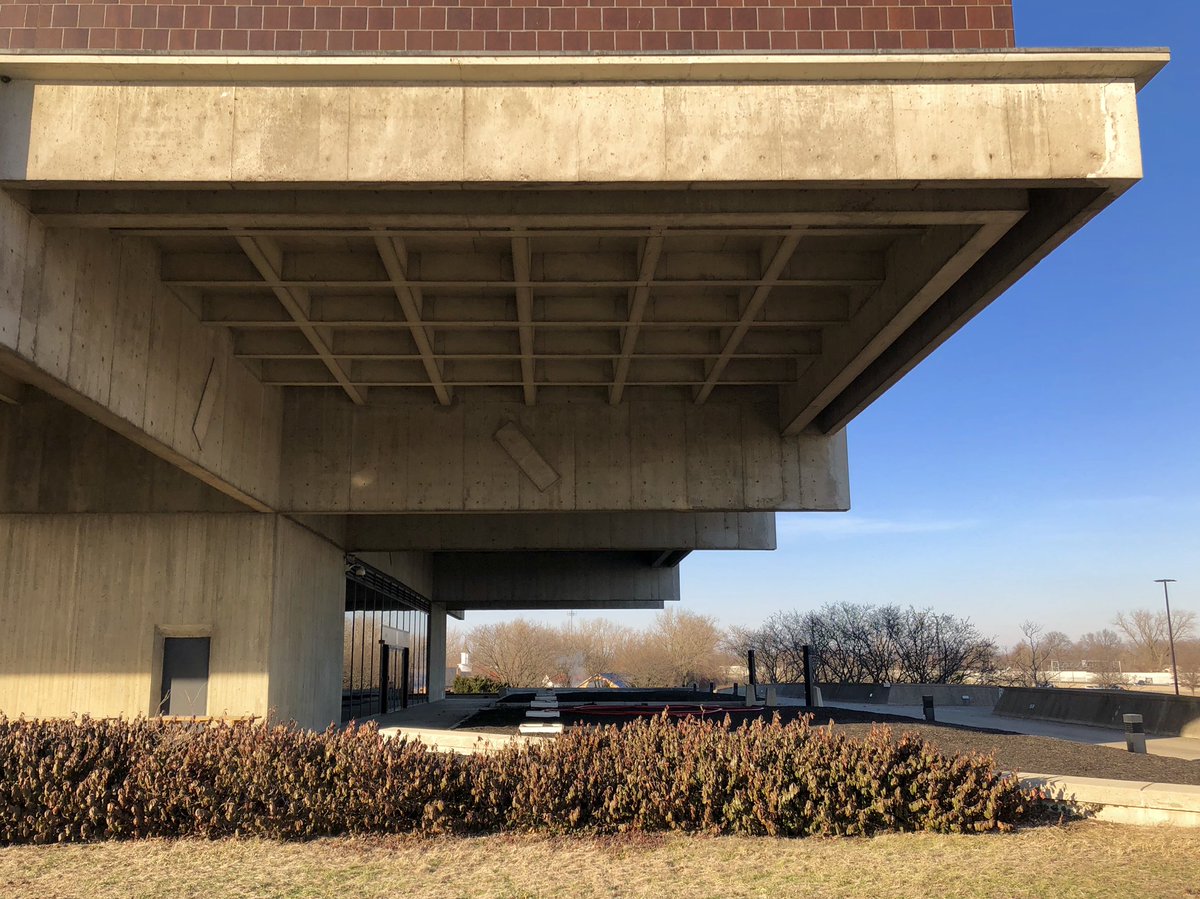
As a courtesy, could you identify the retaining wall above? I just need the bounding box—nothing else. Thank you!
[775,683,1002,707]
[996,688,1200,738]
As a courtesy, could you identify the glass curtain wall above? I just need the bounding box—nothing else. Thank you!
[341,557,430,722]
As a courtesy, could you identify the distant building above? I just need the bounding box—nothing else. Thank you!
[579,674,632,690]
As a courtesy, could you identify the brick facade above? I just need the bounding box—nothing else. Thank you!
[0,1,1016,54]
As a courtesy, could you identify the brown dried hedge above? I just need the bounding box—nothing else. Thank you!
[0,713,1028,844]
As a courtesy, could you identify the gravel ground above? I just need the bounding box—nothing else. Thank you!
[456,705,1200,785]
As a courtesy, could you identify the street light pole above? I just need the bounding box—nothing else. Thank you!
[1154,579,1180,697]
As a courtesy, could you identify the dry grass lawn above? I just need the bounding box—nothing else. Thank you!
[2,822,1198,899]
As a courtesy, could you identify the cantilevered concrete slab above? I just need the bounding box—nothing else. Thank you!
[0,49,1167,722]
[346,512,775,552]
[432,551,680,611]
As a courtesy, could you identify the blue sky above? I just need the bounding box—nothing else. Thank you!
[470,2,1199,647]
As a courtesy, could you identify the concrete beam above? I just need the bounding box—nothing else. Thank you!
[813,189,1117,435]
[454,601,666,613]
[0,370,21,405]
[0,67,1150,185]
[282,392,849,513]
[0,191,282,512]
[779,218,1020,435]
[0,52,1168,89]
[27,187,1034,230]
[432,551,679,609]
[234,234,364,406]
[0,389,249,513]
[346,511,776,552]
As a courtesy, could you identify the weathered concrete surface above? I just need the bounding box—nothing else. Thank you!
[346,512,776,552]
[0,190,282,511]
[0,54,1160,186]
[1023,774,1200,828]
[788,683,1003,707]
[283,392,849,513]
[0,388,247,513]
[0,512,344,729]
[433,551,680,609]
[996,687,1200,739]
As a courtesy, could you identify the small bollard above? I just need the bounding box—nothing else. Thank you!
[1124,714,1147,754]
[709,681,715,694]
[745,684,757,707]
[732,682,739,697]
[765,685,778,708]
[922,695,935,722]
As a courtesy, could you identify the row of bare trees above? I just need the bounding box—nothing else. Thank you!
[455,609,731,689]
[1006,611,1199,689]
[452,603,1199,692]
[724,604,996,685]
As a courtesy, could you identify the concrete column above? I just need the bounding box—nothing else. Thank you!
[427,602,448,702]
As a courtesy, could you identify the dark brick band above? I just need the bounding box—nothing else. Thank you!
[0,1,1015,53]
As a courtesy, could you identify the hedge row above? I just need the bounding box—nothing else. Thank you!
[0,714,1028,844]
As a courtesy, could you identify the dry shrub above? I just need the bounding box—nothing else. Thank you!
[0,714,1027,844]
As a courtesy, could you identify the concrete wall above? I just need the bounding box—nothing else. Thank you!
[0,189,282,510]
[786,683,1002,706]
[0,2,1016,54]
[267,516,345,730]
[0,513,276,719]
[355,550,434,600]
[0,389,247,512]
[282,391,849,513]
[995,687,1200,739]
[0,512,346,727]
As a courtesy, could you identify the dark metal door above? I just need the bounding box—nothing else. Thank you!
[160,637,210,716]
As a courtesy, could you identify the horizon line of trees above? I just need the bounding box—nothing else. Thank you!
[451,602,1200,692]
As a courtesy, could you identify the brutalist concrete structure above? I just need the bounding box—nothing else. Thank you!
[0,1,1166,727]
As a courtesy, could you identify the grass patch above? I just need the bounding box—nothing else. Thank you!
[2,822,1198,899]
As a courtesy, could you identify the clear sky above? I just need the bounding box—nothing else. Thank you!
[468,1,1199,648]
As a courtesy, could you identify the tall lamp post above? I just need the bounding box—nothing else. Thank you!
[1154,579,1180,697]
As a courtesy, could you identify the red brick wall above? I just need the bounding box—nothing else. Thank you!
[0,2,1016,54]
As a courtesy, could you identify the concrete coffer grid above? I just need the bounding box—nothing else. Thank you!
[0,48,1167,725]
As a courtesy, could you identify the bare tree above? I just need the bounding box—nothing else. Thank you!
[729,604,994,686]
[1175,639,1200,694]
[1114,609,1197,672]
[558,618,634,684]
[653,608,728,685]
[1009,621,1070,687]
[1077,629,1127,683]
[467,619,562,687]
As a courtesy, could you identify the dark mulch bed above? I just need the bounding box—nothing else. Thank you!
[456,704,1200,785]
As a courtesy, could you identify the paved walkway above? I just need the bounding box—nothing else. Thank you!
[368,696,493,731]
[817,700,1200,761]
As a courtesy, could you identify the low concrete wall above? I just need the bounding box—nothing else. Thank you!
[1022,774,1200,828]
[808,684,889,704]
[887,684,1002,707]
[775,683,1001,707]
[996,688,1200,738]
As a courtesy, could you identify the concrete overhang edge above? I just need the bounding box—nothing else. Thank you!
[0,50,1169,91]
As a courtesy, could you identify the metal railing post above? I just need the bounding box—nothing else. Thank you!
[802,645,814,707]
[400,646,410,709]
[378,639,389,716]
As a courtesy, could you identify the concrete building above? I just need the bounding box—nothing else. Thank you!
[0,2,1166,729]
